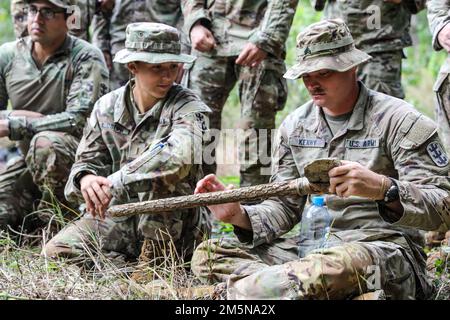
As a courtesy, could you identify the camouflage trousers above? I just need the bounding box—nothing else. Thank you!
[42,207,211,261]
[11,0,28,39]
[0,131,79,231]
[358,50,405,99]
[434,72,450,154]
[191,237,418,300]
[184,55,288,187]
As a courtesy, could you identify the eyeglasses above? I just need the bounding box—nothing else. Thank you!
[24,5,66,20]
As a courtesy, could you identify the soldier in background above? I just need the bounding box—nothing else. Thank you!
[10,0,112,41]
[93,0,187,89]
[423,0,450,253]
[313,0,426,99]
[0,0,109,231]
[43,23,211,274]
[191,20,450,300]
[11,0,29,39]
[181,0,298,187]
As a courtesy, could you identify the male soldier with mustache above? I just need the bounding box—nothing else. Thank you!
[191,20,450,300]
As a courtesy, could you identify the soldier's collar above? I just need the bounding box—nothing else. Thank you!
[27,34,72,59]
[345,82,368,131]
[113,82,135,131]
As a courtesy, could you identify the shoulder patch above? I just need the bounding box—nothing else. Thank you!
[400,115,437,150]
[426,142,449,167]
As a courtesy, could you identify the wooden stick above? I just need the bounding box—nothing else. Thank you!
[108,177,315,217]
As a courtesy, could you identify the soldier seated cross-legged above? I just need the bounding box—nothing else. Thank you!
[191,19,450,300]
[0,0,109,233]
[42,23,212,281]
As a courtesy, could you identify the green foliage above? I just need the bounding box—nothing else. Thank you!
[0,1,14,43]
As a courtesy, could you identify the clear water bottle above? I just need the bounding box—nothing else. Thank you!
[298,195,332,258]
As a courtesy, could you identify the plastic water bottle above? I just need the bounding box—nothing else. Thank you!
[298,195,332,258]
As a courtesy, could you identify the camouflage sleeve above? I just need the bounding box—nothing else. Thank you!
[427,0,450,50]
[92,11,112,53]
[235,117,306,247]
[64,101,113,204]
[402,0,427,14]
[248,0,299,59]
[107,106,209,202]
[181,0,212,38]
[381,113,450,230]
[149,0,182,27]
[7,47,109,141]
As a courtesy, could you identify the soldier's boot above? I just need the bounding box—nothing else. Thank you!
[425,231,446,249]
[352,290,386,300]
[130,238,177,284]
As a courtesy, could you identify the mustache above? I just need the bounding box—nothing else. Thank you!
[310,88,325,95]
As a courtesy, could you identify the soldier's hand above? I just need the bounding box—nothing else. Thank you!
[80,174,113,219]
[0,120,9,137]
[236,43,267,67]
[103,51,113,70]
[328,160,389,200]
[195,174,251,230]
[438,24,450,53]
[190,23,216,52]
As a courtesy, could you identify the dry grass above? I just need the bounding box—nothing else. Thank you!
[0,225,208,300]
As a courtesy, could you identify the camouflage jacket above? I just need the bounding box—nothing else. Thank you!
[236,83,450,297]
[65,83,210,208]
[0,35,109,144]
[427,0,450,86]
[10,0,95,41]
[181,0,298,59]
[314,0,426,53]
[93,0,184,55]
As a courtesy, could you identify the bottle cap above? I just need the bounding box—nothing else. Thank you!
[312,196,325,206]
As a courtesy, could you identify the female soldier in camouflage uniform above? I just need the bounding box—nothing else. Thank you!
[43,23,211,268]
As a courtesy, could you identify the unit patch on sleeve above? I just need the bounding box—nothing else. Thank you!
[427,142,449,167]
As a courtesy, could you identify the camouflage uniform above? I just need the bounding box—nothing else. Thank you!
[181,0,298,187]
[191,20,450,300]
[0,12,109,231]
[424,0,450,247]
[428,0,450,155]
[314,0,426,99]
[93,0,187,89]
[10,0,96,41]
[43,23,211,261]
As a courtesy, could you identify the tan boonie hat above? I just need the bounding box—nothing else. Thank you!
[284,19,371,80]
[114,23,196,65]
[25,0,75,9]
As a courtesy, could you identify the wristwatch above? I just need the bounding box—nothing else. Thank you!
[382,178,399,203]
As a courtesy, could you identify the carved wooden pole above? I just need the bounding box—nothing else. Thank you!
[107,158,340,218]
[108,178,317,218]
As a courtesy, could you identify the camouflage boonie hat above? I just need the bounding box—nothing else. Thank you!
[114,23,196,65]
[25,0,75,9]
[284,19,371,80]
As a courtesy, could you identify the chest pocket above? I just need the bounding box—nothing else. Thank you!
[288,136,328,175]
[344,137,389,173]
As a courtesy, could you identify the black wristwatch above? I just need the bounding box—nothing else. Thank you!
[382,178,399,203]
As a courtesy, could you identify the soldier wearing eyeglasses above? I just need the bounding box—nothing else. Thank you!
[10,0,109,41]
[0,0,109,232]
